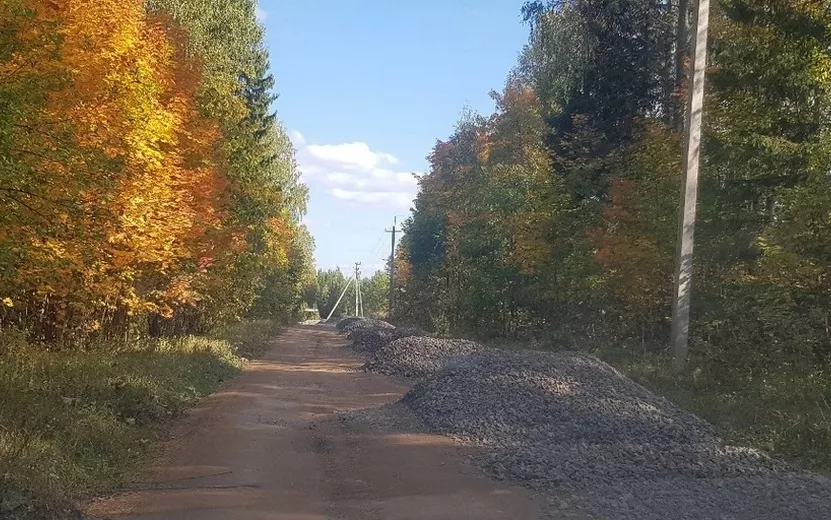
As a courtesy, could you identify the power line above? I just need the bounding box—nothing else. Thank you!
[367,233,385,256]
[363,232,387,266]
[352,232,390,275]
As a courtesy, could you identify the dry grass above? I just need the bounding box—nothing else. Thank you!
[0,320,276,519]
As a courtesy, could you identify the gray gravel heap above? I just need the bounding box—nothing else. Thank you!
[402,350,831,520]
[363,336,482,378]
[340,318,387,336]
[349,326,427,355]
[335,316,364,332]
[342,319,395,350]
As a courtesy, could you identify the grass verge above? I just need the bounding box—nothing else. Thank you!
[0,319,277,519]
[613,352,831,472]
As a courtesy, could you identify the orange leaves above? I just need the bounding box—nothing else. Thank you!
[1,0,310,340]
[600,178,635,224]
[588,170,675,319]
[0,0,237,335]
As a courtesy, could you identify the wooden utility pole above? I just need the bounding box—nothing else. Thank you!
[671,0,710,373]
[385,217,402,319]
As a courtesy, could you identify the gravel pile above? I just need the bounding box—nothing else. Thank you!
[339,318,388,337]
[348,326,427,355]
[363,336,482,378]
[402,350,831,519]
[335,316,364,332]
[341,319,395,351]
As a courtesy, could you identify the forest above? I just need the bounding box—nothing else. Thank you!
[0,0,312,514]
[1,0,313,340]
[3,0,831,515]
[313,268,390,320]
[394,0,831,467]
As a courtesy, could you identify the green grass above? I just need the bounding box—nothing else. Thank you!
[614,353,831,472]
[0,320,277,519]
[214,319,281,359]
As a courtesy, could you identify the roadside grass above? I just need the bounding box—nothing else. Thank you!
[214,319,281,359]
[613,352,831,473]
[0,319,277,519]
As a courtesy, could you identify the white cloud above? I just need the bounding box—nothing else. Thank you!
[331,189,415,208]
[289,130,306,147]
[292,131,419,209]
[307,142,398,171]
[255,4,268,22]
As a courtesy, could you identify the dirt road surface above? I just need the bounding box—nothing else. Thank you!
[86,326,546,520]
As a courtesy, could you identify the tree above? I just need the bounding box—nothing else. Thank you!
[0,0,311,342]
[315,268,350,319]
[398,0,831,375]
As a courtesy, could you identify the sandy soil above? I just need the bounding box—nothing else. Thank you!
[85,326,547,520]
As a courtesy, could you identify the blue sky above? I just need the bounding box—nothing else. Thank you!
[259,0,529,273]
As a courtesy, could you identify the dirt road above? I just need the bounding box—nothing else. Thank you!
[87,326,545,520]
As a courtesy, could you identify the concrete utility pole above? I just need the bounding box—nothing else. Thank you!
[359,278,364,317]
[671,0,710,373]
[354,262,362,318]
[674,0,690,131]
[358,266,364,317]
[325,275,354,322]
[385,217,402,319]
